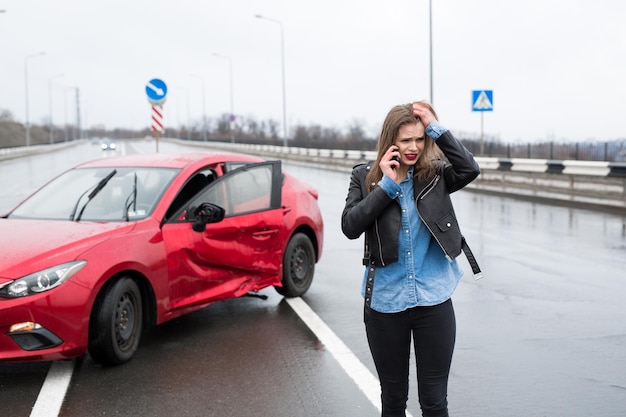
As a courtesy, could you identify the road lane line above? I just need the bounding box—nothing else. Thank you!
[286,297,415,417]
[30,360,74,417]
[30,297,415,417]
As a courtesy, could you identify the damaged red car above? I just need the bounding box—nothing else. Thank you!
[0,152,323,365]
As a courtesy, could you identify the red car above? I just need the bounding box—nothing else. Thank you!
[0,152,323,364]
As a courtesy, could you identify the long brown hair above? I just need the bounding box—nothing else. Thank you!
[366,101,444,192]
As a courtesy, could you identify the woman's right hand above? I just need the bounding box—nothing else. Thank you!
[381,146,400,181]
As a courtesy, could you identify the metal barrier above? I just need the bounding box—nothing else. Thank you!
[3,138,624,212]
[183,140,625,212]
[0,141,78,161]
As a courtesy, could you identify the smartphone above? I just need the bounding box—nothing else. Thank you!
[391,155,400,169]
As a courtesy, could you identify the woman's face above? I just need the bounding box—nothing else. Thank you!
[394,122,425,167]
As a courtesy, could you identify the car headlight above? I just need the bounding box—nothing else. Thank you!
[0,261,87,298]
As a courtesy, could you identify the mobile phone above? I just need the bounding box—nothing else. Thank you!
[391,155,400,169]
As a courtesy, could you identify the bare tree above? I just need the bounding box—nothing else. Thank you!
[0,109,15,122]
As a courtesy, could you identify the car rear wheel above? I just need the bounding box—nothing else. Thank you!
[275,233,315,297]
[88,277,143,365]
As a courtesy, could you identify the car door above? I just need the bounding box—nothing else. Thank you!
[161,161,284,311]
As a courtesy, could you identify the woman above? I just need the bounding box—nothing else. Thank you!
[341,101,481,417]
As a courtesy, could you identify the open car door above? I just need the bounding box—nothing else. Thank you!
[161,161,284,311]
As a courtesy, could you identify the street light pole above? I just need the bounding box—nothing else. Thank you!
[213,52,235,144]
[63,87,75,141]
[75,88,82,139]
[48,73,64,144]
[24,51,45,146]
[429,0,434,105]
[175,86,191,139]
[189,73,207,141]
[64,87,72,141]
[255,14,288,147]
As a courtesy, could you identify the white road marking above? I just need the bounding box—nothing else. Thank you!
[286,297,414,417]
[33,298,415,417]
[30,360,74,417]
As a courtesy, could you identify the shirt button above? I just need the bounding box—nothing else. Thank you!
[407,251,411,255]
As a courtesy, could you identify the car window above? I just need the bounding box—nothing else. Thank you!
[8,167,178,221]
[223,161,251,173]
[165,169,217,219]
[184,162,280,218]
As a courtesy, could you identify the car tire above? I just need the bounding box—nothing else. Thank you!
[275,233,315,297]
[88,277,143,365]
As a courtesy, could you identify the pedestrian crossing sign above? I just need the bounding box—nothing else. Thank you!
[472,90,493,112]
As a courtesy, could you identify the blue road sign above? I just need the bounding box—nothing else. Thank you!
[472,90,493,112]
[146,78,168,104]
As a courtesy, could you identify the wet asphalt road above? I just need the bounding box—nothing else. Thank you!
[1,140,625,417]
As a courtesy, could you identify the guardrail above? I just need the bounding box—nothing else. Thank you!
[0,141,78,161]
[173,139,626,212]
[471,158,625,212]
[2,138,624,212]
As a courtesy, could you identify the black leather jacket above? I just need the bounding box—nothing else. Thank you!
[341,131,481,273]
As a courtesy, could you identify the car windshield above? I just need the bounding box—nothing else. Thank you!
[8,167,178,221]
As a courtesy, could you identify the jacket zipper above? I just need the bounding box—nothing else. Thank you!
[415,175,453,261]
[419,174,440,200]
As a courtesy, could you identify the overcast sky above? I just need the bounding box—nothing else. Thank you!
[1,0,625,143]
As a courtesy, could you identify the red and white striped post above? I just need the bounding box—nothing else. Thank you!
[151,105,164,152]
[145,78,167,152]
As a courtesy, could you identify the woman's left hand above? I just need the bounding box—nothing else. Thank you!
[412,102,435,128]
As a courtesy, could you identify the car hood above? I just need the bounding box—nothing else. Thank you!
[0,219,135,280]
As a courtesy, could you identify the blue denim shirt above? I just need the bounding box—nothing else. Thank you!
[360,121,463,312]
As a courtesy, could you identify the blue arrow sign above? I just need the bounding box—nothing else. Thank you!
[472,90,493,112]
[146,78,167,104]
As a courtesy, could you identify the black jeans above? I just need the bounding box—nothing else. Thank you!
[364,299,456,417]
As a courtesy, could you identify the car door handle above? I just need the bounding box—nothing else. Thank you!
[251,229,280,239]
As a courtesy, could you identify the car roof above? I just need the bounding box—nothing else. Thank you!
[74,152,265,169]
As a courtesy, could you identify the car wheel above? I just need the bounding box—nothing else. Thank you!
[275,233,315,297]
[88,277,143,365]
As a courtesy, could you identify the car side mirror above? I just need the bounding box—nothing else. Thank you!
[191,203,225,232]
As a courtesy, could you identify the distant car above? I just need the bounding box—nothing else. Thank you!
[101,141,117,150]
[0,152,323,364]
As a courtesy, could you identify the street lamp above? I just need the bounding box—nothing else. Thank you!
[48,73,64,144]
[24,51,46,146]
[175,86,191,138]
[255,14,288,147]
[429,0,433,104]
[213,52,235,144]
[63,87,74,141]
[189,73,207,141]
